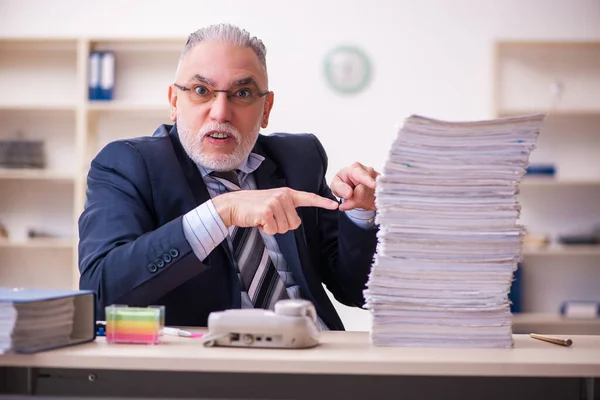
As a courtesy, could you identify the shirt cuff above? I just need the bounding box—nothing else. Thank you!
[182,200,229,262]
[344,208,377,229]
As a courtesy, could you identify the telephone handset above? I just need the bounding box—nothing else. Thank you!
[201,299,320,348]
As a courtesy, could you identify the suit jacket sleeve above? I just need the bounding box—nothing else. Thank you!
[310,136,379,308]
[78,140,210,310]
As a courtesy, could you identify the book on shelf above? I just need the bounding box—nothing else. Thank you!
[0,287,96,354]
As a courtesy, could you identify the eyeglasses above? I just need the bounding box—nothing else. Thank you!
[173,82,270,107]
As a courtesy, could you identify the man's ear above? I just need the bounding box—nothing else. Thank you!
[168,85,177,122]
[261,91,275,128]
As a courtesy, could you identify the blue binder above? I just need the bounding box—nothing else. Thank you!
[99,51,115,100]
[0,287,96,354]
[88,51,102,100]
[508,264,522,313]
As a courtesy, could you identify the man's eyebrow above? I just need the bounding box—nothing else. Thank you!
[187,74,217,86]
[230,77,258,87]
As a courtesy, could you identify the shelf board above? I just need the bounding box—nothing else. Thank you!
[521,178,600,187]
[498,41,600,48]
[87,101,169,113]
[0,238,74,249]
[498,109,600,118]
[0,38,78,52]
[0,104,76,112]
[0,168,74,181]
[89,38,184,52]
[512,313,600,335]
[523,245,600,256]
[512,313,600,326]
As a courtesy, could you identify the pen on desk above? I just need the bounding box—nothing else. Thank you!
[530,333,573,347]
[162,327,193,337]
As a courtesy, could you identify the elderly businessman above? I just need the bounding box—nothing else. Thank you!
[78,23,380,330]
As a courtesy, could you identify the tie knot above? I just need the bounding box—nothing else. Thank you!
[210,170,241,189]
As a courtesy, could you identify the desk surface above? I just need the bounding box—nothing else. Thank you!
[1,332,599,378]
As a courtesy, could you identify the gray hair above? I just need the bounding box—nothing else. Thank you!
[180,23,268,73]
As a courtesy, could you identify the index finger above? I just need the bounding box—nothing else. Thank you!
[291,190,339,210]
[351,167,377,189]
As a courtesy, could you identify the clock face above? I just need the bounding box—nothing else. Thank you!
[323,46,372,94]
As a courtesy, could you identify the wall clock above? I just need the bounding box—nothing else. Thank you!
[323,45,372,95]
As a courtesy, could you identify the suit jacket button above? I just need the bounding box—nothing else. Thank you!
[169,248,179,258]
[156,259,165,268]
[148,263,158,273]
[162,253,172,263]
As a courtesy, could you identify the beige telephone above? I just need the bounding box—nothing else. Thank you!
[201,299,320,349]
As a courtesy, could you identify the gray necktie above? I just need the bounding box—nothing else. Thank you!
[211,170,289,309]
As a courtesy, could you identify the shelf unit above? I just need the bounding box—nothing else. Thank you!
[0,37,183,290]
[495,41,600,334]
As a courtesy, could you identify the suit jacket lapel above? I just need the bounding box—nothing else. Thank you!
[252,153,284,191]
[252,138,317,305]
[166,124,241,307]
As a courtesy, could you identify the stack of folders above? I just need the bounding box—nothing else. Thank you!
[0,288,96,354]
[88,51,115,101]
[364,114,545,348]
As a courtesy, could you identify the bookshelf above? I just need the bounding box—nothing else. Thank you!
[494,41,600,334]
[0,37,182,290]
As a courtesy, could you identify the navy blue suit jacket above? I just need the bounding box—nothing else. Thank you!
[78,124,378,330]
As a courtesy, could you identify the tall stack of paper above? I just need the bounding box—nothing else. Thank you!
[364,114,545,348]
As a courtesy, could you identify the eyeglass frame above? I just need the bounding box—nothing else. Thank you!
[172,82,271,106]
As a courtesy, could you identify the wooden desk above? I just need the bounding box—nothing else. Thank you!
[1,332,599,399]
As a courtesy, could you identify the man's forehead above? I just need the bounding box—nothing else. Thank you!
[178,42,267,86]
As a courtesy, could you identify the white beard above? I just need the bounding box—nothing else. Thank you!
[177,112,262,172]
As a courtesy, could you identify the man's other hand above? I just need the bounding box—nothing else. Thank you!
[212,188,339,235]
[331,162,379,211]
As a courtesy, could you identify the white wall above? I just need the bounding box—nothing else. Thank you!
[1,0,599,330]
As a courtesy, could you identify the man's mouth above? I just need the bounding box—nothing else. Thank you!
[207,131,231,140]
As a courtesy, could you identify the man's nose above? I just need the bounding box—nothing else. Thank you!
[208,91,232,122]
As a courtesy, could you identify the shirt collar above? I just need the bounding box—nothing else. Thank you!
[198,152,265,178]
